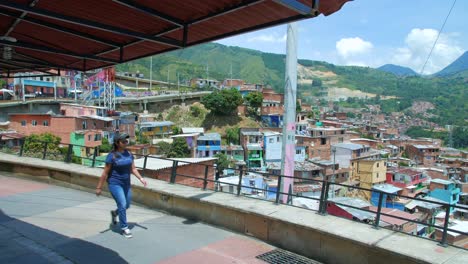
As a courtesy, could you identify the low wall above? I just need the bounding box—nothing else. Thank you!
[0,154,465,264]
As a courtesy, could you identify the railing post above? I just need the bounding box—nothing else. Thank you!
[143,155,148,170]
[203,166,209,190]
[42,142,48,160]
[318,181,327,215]
[320,181,331,215]
[275,175,283,204]
[286,184,293,205]
[438,204,452,247]
[170,160,178,183]
[91,147,98,167]
[19,138,25,156]
[374,191,385,229]
[237,166,244,196]
[65,144,73,163]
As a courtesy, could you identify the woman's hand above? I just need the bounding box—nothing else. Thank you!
[140,178,147,187]
[96,187,102,196]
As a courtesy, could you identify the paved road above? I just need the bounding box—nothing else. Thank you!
[0,173,277,264]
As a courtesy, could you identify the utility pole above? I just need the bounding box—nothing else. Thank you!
[280,23,298,203]
[167,67,170,89]
[331,147,336,198]
[149,56,153,91]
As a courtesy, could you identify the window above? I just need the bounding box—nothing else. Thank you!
[21,120,26,126]
[296,149,301,154]
[95,134,102,141]
[269,138,274,143]
[376,163,379,168]
[43,120,49,126]
[88,135,92,141]
[82,121,87,129]
[32,120,37,126]
[376,173,379,178]
[321,138,326,145]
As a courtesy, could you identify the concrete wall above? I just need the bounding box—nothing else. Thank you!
[0,154,465,264]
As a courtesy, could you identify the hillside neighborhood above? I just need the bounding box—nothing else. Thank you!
[1,67,467,248]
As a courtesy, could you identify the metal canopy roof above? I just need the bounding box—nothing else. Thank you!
[0,0,350,75]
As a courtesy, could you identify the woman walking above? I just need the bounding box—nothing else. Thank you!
[96,133,147,238]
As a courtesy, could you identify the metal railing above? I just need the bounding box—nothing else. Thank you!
[15,138,101,167]
[3,138,467,249]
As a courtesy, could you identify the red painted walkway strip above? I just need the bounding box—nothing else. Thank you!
[0,177,49,197]
[157,236,272,264]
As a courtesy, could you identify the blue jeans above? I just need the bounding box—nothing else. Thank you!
[108,183,132,229]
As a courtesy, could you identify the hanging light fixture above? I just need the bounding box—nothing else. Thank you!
[0,36,17,61]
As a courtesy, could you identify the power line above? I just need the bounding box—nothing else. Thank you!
[419,0,457,75]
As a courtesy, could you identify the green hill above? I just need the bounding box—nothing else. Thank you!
[435,51,468,76]
[117,43,468,126]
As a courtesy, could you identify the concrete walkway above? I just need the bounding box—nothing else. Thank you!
[0,172,303,264]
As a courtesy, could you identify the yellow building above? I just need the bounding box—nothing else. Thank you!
[350,159,387,200]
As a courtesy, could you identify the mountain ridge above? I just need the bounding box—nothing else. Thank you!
[435,51,468,76]
[377,64,418,76]
[116,42,467,126]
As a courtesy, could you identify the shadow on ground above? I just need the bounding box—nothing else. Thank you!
[0,209,128,264]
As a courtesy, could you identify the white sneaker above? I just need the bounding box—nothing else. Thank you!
[122,228,132,238]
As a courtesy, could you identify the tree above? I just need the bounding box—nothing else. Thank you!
[156,141,171,156]
[24,133,62,159]
[312,78,322,87]
[244,92,263,108]
[100,137,112,153]
[168,137,191,158]
[225,126,240,145]
[296,100,302,112]
[214,153,230,173]
[452,126,468,149]
[172,126,181,135]
[201,88,243,115]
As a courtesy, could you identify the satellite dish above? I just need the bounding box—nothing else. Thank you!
[0,36,17,42]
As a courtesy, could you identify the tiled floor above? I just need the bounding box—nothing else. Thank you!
[0,174,278,264]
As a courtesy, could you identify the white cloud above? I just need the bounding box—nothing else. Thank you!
[336,37,373,59]
[391,28,465,74]
[247,33,286,43]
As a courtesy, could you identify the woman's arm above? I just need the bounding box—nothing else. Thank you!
[132,161,147,187]
[96,163,111,196]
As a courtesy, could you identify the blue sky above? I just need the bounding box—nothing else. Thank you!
[216,0,467,74]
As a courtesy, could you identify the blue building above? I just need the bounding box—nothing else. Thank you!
[371,184,404,210]
[196,133,221,158]
[428,179,460,213]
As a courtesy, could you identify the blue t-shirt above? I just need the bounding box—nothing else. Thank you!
[105,150,134,186]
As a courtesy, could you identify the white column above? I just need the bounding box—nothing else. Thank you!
[22,79,25,102]
[280,23,298,203]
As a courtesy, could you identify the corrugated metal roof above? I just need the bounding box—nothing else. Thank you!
[372,184,402,194]
[182,127,204,134]
[241,131,263,136]
[198,133,221,141]
[134,156,215,171]
[430,179,453,185]
[140,121,174,127]
[0,1,352,73]
[333,143,365,150]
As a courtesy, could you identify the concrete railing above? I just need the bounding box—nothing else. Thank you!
[0,153,465,264]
